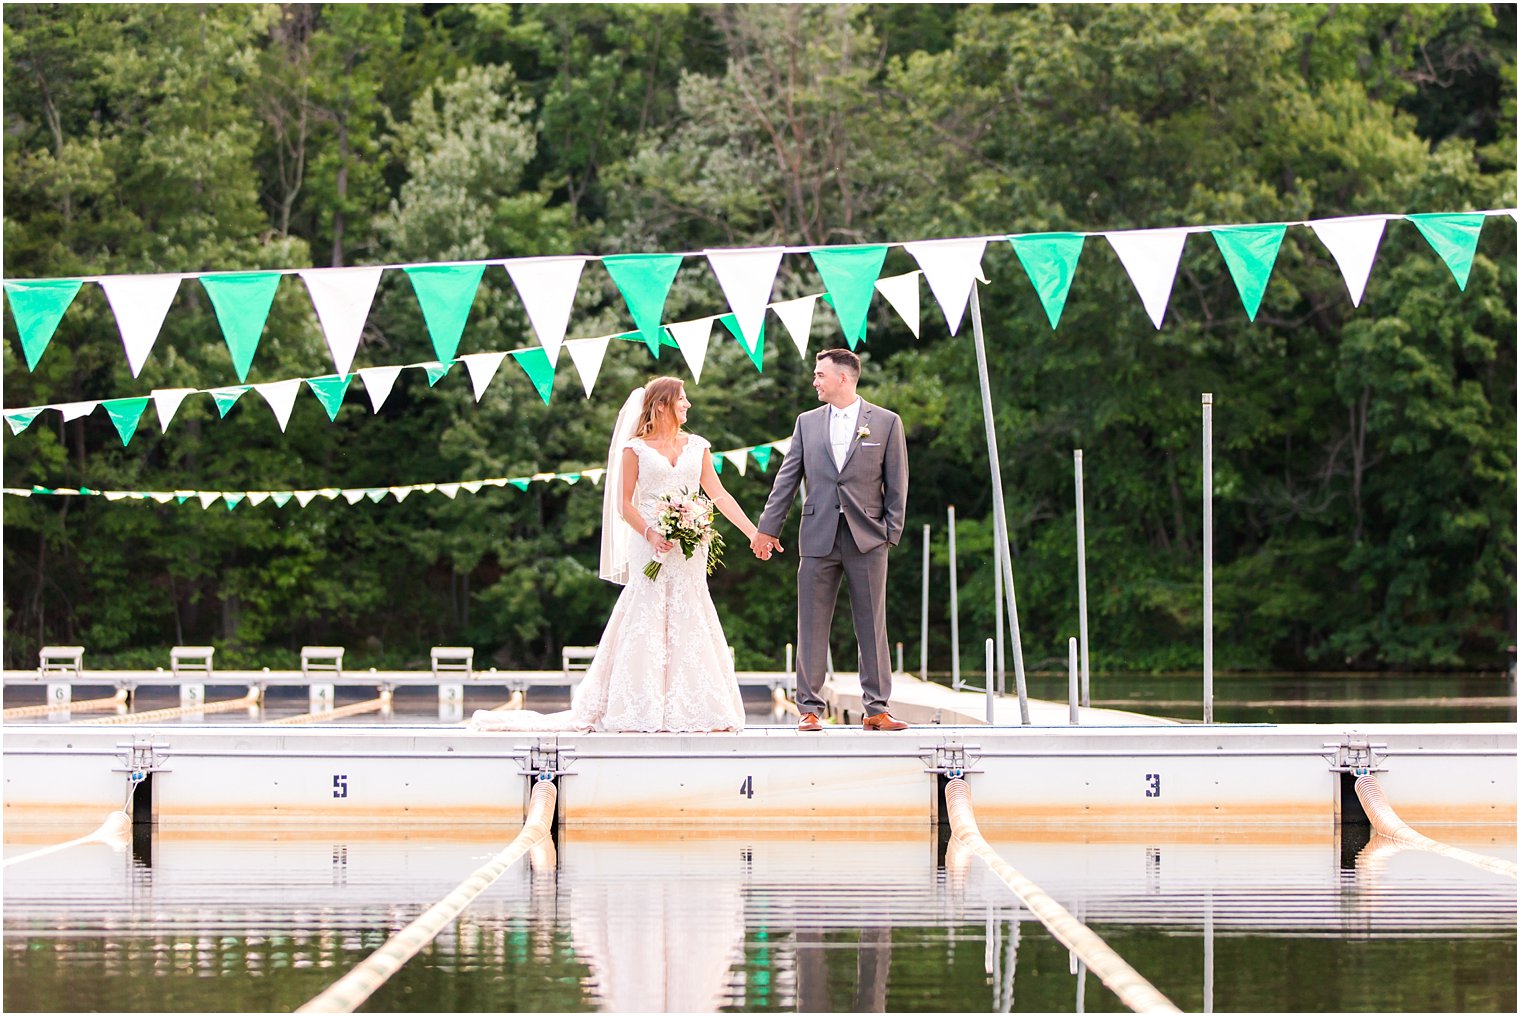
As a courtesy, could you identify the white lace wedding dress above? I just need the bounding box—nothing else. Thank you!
[471,434,747,733]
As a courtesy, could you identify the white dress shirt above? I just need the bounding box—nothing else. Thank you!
[828,397,861,471]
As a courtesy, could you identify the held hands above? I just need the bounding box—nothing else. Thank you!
[750,532,783,561]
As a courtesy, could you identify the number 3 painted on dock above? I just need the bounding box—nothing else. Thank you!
[1145,773,1160,798]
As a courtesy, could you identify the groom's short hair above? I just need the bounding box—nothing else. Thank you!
[816,348,860,380]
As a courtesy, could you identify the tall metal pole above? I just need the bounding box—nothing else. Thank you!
[949,505,961,691]
[1067,636,1079,724]
[920,524,930,683]
[994,538,1006,693]
[1202,393,1214,724]
[969,284,1030,724]
[1074,449,1090,708]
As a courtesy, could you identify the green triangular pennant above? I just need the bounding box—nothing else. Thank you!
[1210,224,1285,321]
[809,245,888,349]
[5,409,44,435]
[404,263,485,363]
[209,386,251,417]
[509,347,555,404]
[751,445,774,472]
[101,397,151,447]
[1406,213,1485,291]
[223,493,246,510]
[508,479,530,492]
[718,313,765,372]
[305,373,353,421]
[200,272,281,382]
[422,360,454,387]
[364,488,387,503]
[711,454,724,474]
[603,253,684,357]
[1008,233,1085,329]
[271,491,293,508]
[4,279,83,370]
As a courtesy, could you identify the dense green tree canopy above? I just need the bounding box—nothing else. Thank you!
[3,3,1515,673]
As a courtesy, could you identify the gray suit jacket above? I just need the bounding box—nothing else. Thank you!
[758,399,908,557]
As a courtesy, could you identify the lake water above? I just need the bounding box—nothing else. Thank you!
[3,673,1514,1012]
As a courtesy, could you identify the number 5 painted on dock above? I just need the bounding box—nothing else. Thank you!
[333,774,348,799]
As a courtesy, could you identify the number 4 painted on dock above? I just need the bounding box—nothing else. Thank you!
[739,775,754,799]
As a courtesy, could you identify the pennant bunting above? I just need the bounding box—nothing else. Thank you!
[293,490,319,507]
[583,469,605,485]
[711,454,724,474]
[404,263,485,364]
[1008,232,1085,329]
[298,266,383,376]
[356,365,402,413]
[198,492,220,509]
[1309,215,1386,307]
[4,409,44,435]
[503,256,587,365]
[602,253,684,357]
[564,336,611,398]
[248,491,270,507]
[809,244,889,348]
[365,488,387,502]
[254,378,303,432]
[223,493,245,510]
[873,272,922,339]
[772,437,793,456]
[100,274,183,377]
[1210,224,1286,321]
[457,351,509,402]
[101,397,150,447]
[56,400,99,423]
[718,314,764,372]
[389,487,413,502]
[705,246,783,355]
[341,489,365,505]
[722,449,749,476]
[509,347,555,404]
[1405,212,1485,291]
[1105,227,1190,329]
[200,272,281,382]
[421,360,454,387]
[209,385,251,418]
[305,374,353,421]
[770,295,817,360]
[903,238,987,335]
[751,445,774,472]
[436,483,460,499]
[151,388,199,432]
[4,279,83,370]
[666,318,715,382]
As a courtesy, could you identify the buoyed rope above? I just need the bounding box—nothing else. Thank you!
[297,778,557,1014]
[81,687,261,724]
[266,690,392,725]
[943,778,1180,1014]
[2,811,132,868]
[1353,773,1517,879]
[3,689,128,719]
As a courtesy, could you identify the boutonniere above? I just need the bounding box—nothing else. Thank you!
[856,424,870,441]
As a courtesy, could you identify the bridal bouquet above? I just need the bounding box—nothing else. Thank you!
[644,489,725,580]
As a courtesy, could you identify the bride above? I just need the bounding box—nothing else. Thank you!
[472,377,766,733]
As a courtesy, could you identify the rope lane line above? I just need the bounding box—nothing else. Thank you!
[2,811,132,869]
[943,777,1181,1014]
[3,689,128,719]
[80,688,262,725]
[265,691,393,725]
[296,778,557,1014]
[1354,773,1517,879]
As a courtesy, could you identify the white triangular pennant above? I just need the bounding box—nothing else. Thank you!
[356,365,403,413]
[1309,215,1387,307]
[294,490,319,507]
[56,400,100,422]
[584,468,605,486]
[436,482,460,499]
[722,449,749,476]
[1105,228,1190,329]
[150,492,175,504]
[564,336,612,398]
[460,480,484,494]
[254,378,303,433]
[705,247,784,354]
[457,351,509,402]
[151,388,199,432]
[299,266,383,376]
[341,489,365,505]
[247,491,271,507]
[902,239,987,336]
[100,274,183,377]
[772,437,793,456]
[103,491,129,501]
[197,491,220,509]
[390,486,413,502]
[667,317,715,383]
[874,272,922,339]
[770,295,817,360]
[503,256,587,365]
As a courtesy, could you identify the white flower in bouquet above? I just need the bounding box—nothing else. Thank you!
[644,489,726,580]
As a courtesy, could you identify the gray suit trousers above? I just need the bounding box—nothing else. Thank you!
[795,518,893,716]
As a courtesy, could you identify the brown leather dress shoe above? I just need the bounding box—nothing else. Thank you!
[862,711,909,731]
[797,712,824,732]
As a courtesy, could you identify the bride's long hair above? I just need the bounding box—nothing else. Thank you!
[633,376,686,438]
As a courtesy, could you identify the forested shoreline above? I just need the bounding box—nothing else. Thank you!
[3,4,1515,673]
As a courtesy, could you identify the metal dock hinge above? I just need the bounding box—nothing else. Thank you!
[515,737,576,780]
[113,739,172,805]
[1324,736,1388,776]
[921,736,982,779]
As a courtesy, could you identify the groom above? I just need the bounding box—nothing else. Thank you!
[752,348,910,732]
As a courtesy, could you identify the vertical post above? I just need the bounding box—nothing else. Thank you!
[985,638,995,725]
[994,539,1006,693]
[785,642,793,688]
[949,505,961,690]
[969,285,1031,723]
[895,642,903,675]
[1068,637,1079,724]
[1204,890,1215,1014]
[920,524,931,683]
[1202,392,1214,724]
[1074,449,1091,708]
